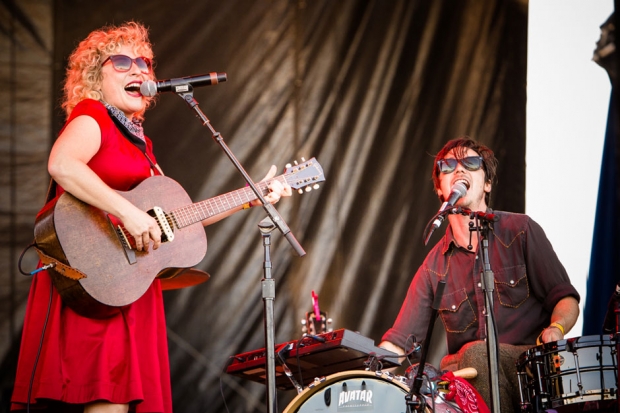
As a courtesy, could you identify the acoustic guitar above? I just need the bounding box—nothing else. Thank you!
[34,158,325,318]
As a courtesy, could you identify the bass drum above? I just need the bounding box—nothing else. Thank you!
[282,370,461,413]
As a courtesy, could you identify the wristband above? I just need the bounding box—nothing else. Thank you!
[549,322,565,335]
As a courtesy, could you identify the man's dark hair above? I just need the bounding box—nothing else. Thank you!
[431,137,498,206]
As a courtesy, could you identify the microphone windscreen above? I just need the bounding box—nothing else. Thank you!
[140,80,158,97]
[452,181,468,197]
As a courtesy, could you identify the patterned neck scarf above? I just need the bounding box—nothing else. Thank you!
[101,100,145,141]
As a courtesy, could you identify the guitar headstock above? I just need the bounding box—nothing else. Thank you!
[284,157,325,194]
[301,290,333,335]
[302,311,333,336]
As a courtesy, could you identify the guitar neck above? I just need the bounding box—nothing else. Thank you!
[170,176,285,228]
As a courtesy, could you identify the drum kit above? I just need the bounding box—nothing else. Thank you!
[228,291,620,413]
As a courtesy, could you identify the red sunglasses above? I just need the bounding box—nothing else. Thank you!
[102,55,152,74]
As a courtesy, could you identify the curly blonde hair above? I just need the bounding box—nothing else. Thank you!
[62,21,156,121]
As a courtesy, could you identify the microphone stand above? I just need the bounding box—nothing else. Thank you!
[406,280,447,413]
[460,208,501,413]
[173,88,306,413]
[259,217,279,413]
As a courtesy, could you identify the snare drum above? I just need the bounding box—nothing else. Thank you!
[516,335,617,412]
[282,370,462,413]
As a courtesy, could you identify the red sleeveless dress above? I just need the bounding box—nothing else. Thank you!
[11,99,172,412]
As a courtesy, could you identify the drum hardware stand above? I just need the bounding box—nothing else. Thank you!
[613,286,620,413]
[603,282,620,413]
[174,88,306,413]
[405,279,447,413]
[276,342,304,394]
[615,323,620,412]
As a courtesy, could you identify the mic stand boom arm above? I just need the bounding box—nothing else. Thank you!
[175,88,306,257]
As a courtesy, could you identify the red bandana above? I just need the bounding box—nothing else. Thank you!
[439,371,490,413]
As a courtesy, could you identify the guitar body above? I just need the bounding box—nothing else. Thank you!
[33,157,325,318]
[34,176,207,318]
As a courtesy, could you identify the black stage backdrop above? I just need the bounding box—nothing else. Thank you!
[1,1,527,412]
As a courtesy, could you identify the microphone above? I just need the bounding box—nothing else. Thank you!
[423,182,468,245]
[140,72,227,96]
[432,181,468,227]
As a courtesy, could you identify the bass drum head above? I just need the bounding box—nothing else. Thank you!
[283,370,410,413]
[283,370,462,413]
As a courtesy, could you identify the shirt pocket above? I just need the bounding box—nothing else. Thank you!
[439,288,477,333]
[494,265,529,308]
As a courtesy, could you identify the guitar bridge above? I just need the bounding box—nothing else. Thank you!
[109,219,137,265]
[149,206,175,242]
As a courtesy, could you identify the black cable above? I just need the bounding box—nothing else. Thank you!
[293,334,328,387]
[26,275,54,413]
[17,242,37,276]
[294,336,309,387]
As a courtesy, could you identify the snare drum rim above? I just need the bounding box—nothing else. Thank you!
[515,334,618,410]
[517,334,616,367]
[282,370,410,413]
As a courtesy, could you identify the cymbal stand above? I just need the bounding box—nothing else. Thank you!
[174,88,306,413]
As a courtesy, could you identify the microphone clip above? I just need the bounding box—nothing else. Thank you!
[423,206,457,245]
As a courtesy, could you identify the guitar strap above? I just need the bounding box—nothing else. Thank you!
[105,106,165,177]
[43,105,164,205]
[36,248,86,280]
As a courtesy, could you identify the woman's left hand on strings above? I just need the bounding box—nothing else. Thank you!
[250,165,293,206]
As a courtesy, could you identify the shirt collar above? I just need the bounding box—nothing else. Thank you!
[441,225,458,255]
[440,208,495,255]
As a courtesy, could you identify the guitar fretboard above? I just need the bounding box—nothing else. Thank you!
[170,177,286,228]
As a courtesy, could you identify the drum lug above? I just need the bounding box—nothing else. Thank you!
[308,376,326,389]
[382,371,394,381]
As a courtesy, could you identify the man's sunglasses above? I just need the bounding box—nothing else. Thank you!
[437,156,484,174]
[102,55,152,74]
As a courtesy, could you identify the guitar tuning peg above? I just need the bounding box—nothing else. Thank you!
[313,184,320,190]
[294,160,299,165]
[298,188,304,195]
[301,319,307,325]
[286,163,292,168]
[305,186,312,192]
[301,157,306,162]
